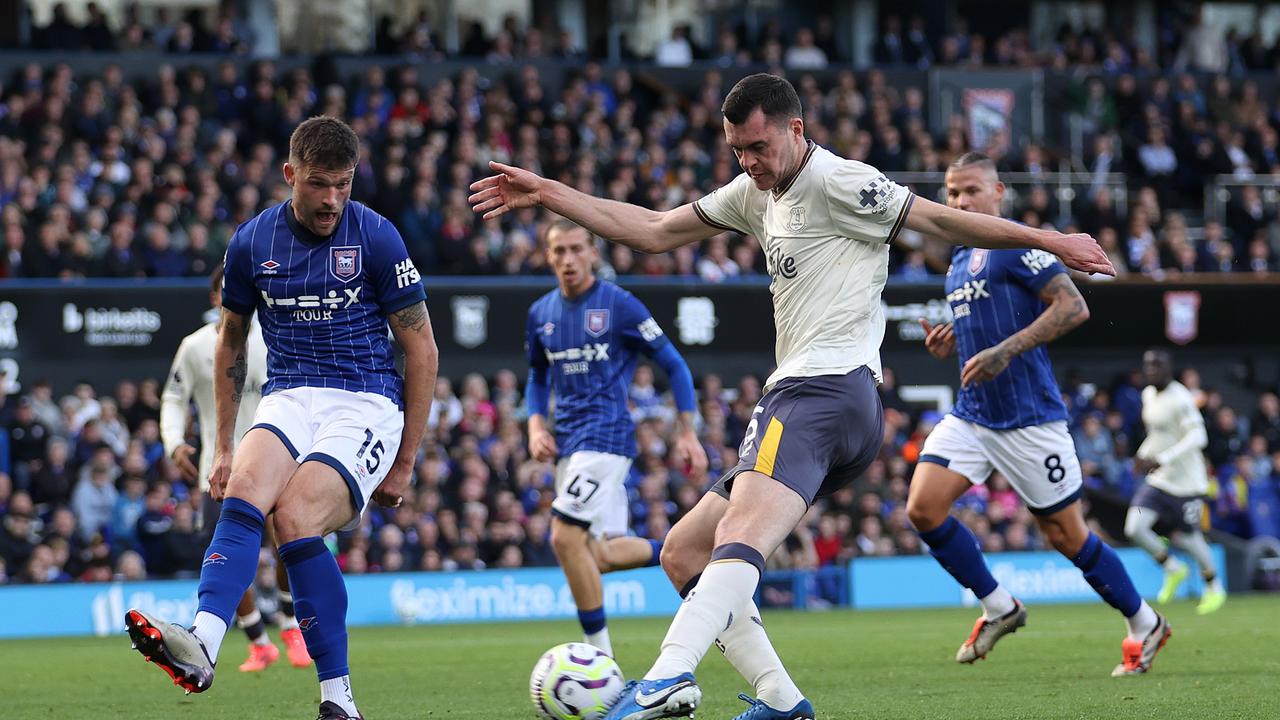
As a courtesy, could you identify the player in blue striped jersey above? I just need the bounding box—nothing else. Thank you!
[908,152,1170,677]
[126,117,438,720]
[527,219,707,659]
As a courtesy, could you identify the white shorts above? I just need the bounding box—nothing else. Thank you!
[250,386,403,531]
[551,451,633,538]
[919,414,1083,515]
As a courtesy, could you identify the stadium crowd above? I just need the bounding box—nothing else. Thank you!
[2,9,1280,283]
[1,361,1279,587]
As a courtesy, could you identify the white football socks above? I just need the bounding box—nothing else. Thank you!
[586,627,613,658]
[717,599,804,710]
[191,611,227,662]
[978,585,1016,620]
[645,559,758,681]
[1126,601,1159,641]
[321,676,359,716]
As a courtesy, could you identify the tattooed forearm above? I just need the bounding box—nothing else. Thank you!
[219,308,248,338]
[226,351,247,403]
[391,301,428,332]
[997,274,1089,358]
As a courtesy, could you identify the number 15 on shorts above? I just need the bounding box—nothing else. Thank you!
[356,428,385,475]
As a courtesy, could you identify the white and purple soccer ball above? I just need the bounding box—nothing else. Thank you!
[529,642,625,720]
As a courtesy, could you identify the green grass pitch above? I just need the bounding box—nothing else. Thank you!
[4,595,1276,719]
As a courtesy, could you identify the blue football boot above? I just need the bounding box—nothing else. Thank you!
[603,672,701,720]
[731,693,816,720]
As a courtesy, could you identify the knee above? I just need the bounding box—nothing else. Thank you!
[906,495,945,533]
[659,533,704,589]
[549,519,583,558]
[1044,522,1086,557]
[272,502,310,545]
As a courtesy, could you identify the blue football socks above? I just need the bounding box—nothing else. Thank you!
[280,537,350,681]
[1072,532,1142,617]
[919,516,999,599]
[195,497,266,626]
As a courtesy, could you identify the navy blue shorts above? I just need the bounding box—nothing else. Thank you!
[1133,483,1206,534]
[711,367,884,506]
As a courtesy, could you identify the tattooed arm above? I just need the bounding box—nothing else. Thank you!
[208,308,251,498]
[374,301,438,507]
[959,274,1090,386]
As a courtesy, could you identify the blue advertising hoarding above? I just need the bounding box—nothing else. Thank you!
[0,566,682,640]
[850,546,1226,609]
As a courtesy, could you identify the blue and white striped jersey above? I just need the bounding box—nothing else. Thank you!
[946,245,1069,429]
[526,280,671,458]
[221,200,426,408]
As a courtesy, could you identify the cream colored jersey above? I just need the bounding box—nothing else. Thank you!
[694,142,913,390]
[1138,380,1209,496]
[160,320,268,490]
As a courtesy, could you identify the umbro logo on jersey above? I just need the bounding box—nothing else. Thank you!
[260,260,280,273]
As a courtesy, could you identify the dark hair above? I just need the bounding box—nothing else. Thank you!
[949,151,997,172]
[288,116,360,170]
[721,73,802,127]
[209,262,224,295]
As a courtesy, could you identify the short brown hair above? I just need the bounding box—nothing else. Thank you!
[288,116,359,171]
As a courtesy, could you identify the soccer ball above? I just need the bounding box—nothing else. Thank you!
[529,643,625,720]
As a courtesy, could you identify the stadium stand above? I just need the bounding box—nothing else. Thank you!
[1,3,1279,590]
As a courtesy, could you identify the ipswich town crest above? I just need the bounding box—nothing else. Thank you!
[330,247,362,283]
[585,309,610,337]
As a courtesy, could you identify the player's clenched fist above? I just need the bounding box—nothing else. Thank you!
[372,463,411,508]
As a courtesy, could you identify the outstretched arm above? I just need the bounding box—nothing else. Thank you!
[960,274,1090,386]
[905,196,1115,276]
[469,161,719,254]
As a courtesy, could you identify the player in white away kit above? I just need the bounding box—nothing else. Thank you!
[471,74,1115,720]
[128,117,437,720]
[1126,349,1226,614]
[160,264,312,672]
